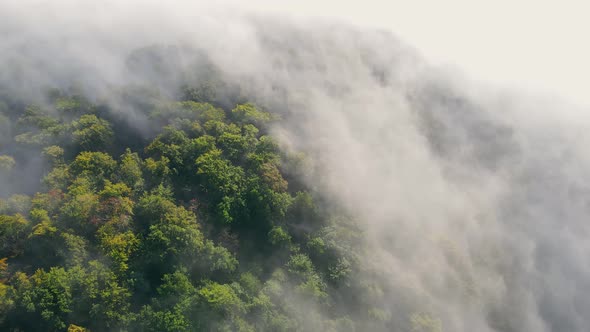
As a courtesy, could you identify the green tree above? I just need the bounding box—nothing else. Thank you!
[196,281,245,326]
[137,270,198,332]
[0,214,29,257]
[117,149,145,193]
[43,146,65,166]
[231,103,273,126]
[196,149,246,224]
[72,114,114,151]
[69,151,117,188]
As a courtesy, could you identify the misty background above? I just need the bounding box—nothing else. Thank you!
[1,1,590,331]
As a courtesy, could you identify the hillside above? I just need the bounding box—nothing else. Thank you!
[1,3,590,332]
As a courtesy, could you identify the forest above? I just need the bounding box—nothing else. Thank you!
[0,78,398,331]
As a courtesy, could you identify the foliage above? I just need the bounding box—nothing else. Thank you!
[72,115,114,151]
[0,89,373,332]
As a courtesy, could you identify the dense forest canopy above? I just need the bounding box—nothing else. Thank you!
[0,82,370,331]
[1,2,590,332]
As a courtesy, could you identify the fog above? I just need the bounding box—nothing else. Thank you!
[1,1,590,331]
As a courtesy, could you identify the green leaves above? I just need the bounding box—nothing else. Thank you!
[8,262,133,331]
[231,103,274,126]
[145,206,203,258]
[27,267,73,330]
[198,281,243,315]
[70,151,117,186]
[196,149,246,224]
[0,214,29,257]
[268,226,292,247]
[118,149,144,192]
[72,115,114,151]
[0,89,366,332]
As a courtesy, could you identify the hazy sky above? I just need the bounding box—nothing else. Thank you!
[226,0,590,107]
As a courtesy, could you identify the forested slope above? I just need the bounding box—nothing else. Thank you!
[0,89,369,331]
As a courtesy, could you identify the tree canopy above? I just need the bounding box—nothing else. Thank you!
[0,85,399,332]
